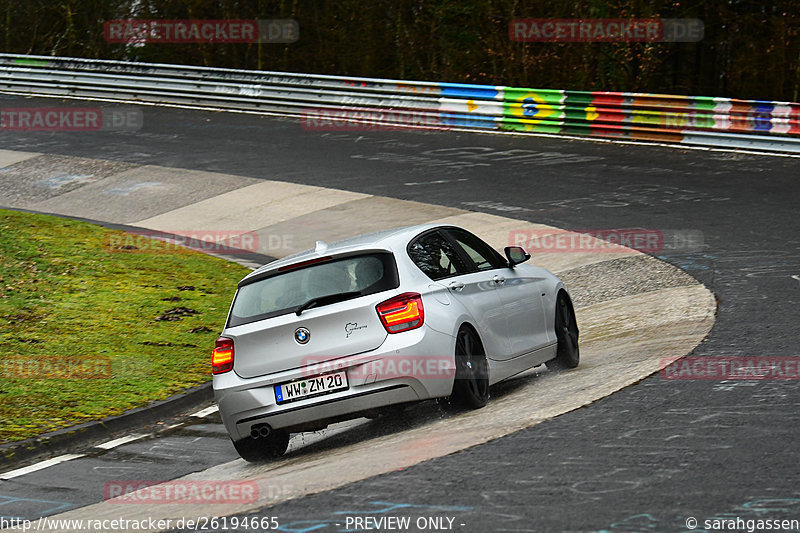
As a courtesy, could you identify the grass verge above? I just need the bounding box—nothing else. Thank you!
[0,209,251,443]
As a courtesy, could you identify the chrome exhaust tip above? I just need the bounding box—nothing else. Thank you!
[250,423,271,439]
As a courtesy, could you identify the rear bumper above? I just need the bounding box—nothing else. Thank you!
[214,326,455,441]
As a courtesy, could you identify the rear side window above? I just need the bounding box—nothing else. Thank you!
[228,252,399,327]
[408,231,469,280]
[445,228,507,271]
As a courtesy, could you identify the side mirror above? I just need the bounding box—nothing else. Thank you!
[504,246,531,267]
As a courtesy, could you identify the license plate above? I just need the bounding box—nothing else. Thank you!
[274,371,348,404]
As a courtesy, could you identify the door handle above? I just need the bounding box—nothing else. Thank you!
[448,281,465,292]
[493,275,506,285]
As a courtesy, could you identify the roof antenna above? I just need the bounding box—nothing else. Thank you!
[315,240,328,253]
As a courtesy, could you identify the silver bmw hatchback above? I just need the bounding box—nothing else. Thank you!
[212,224,579,461]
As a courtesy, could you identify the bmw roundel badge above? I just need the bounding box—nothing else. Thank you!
[294,327,310,344]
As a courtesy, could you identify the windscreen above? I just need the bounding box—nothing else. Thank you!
[227,252,399,327]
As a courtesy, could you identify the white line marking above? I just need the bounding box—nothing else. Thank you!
[95,434,146,450]
[191,405,219,418]
[405,178,469,186]
[792,275,800,285]
[0,454,85,480]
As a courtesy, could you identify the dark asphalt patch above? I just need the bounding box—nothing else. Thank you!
[0,154,137,207]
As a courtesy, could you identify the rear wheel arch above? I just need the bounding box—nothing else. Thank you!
[450,322,490,408]
[456,321,481,345]
[452,320,487,360]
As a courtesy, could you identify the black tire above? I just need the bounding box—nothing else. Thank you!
[451,326,490,409]
[546,292,580,371]
[232,429,290,462]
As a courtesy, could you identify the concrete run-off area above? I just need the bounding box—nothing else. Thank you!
[0,149,715,531]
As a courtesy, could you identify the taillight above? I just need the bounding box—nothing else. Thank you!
[212,337,234,374]
[376,292,424,333]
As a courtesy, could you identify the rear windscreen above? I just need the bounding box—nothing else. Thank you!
[227,252,399,327]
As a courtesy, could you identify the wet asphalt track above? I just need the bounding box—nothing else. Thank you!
[0,95,799,532]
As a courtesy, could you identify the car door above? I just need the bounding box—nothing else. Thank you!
[407,230,509,359]
[443,228,550,360]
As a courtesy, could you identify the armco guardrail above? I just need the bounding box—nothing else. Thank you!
[1,54,799,153]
